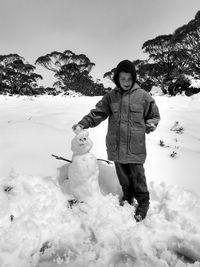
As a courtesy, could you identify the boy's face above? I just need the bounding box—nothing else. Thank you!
[119,72,133,91]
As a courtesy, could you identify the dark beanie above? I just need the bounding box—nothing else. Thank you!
[113,60,137,89]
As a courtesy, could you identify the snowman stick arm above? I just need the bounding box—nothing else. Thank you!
[51,154,72,163]
[51,154,112,165]
[97,158,113,165]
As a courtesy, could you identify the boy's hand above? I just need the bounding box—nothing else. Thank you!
[145,122,156,133]
[72,124,84,134]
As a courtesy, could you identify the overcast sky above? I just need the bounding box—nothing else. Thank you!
[0,0,199,85]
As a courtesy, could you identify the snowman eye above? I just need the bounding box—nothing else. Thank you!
[83,137,86,141]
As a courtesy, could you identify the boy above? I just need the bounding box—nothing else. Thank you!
[73,60,160,222]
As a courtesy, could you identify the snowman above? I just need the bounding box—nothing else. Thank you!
[68,128,101,202]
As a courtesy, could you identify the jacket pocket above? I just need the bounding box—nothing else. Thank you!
[129,131,146,154]
[130,104,143,122]
[111,103,120,122]
[106,133,117,152]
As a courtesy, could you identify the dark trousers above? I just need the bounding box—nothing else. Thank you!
[114,162,150,205]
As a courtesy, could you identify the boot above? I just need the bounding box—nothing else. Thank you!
[134,202,149,222]
[120,186,134,206]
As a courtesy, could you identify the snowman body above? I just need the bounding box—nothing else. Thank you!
[68,130,100,200]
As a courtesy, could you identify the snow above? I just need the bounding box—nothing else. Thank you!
[187,76,200,89]
[0,92,200,266]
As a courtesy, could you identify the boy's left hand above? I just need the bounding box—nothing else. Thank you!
[146,122,156,133]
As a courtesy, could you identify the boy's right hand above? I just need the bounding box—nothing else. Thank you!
[72,124,84,134]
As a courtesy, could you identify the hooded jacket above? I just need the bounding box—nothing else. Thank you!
[78,83,160,164]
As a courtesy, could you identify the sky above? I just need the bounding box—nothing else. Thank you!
[0,0,200,86]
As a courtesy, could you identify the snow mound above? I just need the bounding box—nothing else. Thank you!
[0,170,200,267]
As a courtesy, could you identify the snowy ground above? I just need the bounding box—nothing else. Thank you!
[0,92,200,266]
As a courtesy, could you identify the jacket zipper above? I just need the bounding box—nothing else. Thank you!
[118,94,123,161]
[127,93,131,155]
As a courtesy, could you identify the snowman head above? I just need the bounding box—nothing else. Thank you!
[71,130,93,155]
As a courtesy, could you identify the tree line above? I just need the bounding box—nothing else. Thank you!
[0,51,111,96]
[104,10,200,96]
[0,10,200,96]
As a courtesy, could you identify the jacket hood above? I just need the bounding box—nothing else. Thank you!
[113,60,137,89]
